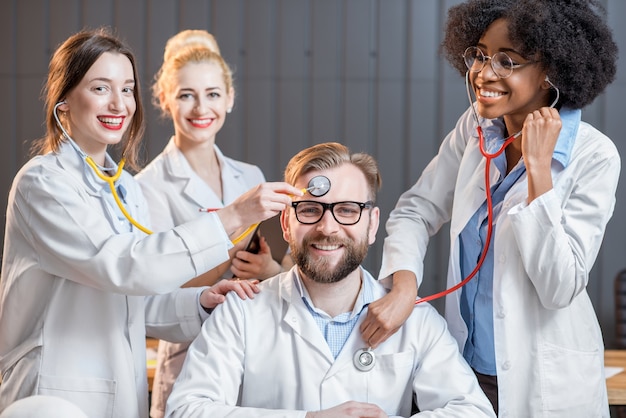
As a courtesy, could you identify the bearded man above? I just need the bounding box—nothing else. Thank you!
[165,142,495,418]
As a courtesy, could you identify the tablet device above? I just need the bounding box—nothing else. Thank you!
[245,215,289,263]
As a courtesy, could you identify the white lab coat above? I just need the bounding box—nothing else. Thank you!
[0,141,233,417]
[165,267,496,418]
[135,138,265,417]
[136,138,265,233]
[379,106,620,417]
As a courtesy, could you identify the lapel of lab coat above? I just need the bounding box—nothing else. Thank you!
[280,268,387,378]
[162,140,250,208]
[55,141,132,234]
[282,273,335,367]
[327,274,387,378]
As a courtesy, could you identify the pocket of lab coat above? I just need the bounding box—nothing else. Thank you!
[366,350,415,415]
[38,374,116,418]
[540,342,603,416]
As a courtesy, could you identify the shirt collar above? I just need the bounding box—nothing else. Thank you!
[552,107,580,167]
[477,107,579,168]
[57,139,123,193]
[163,137,245,181]
[293,267,374,319]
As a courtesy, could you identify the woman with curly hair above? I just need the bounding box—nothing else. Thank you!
[360,0,619,416]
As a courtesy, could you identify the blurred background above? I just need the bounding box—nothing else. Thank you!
[0,0,624,345]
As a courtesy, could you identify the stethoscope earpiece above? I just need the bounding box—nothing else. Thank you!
[544,77,560,108]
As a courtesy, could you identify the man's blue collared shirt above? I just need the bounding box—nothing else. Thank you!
[294,269,374,359]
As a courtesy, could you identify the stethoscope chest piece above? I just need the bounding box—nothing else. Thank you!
[353,347,375,372]
[306,175,331,197]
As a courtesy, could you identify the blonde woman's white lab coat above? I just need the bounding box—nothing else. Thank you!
[136,138,265,233]
[379,106,620,417]
[136,138,265,417]
[165,267,496,418]
[0,141,233,418]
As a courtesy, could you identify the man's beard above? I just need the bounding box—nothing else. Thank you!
[290,230,369,284]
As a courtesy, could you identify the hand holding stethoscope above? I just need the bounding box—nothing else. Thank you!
[358,74,562,367]
[54,101,303,243]
[215,182,303,243]
[522,107,562,160]
[409,73,562,307]
[521,107,563,202]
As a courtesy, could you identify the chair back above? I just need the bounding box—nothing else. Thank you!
[615,269,626,348]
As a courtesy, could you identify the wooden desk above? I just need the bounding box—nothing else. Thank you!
[146,338,159,390]
[605,350,626,405]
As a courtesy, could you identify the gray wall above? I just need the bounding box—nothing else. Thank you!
[1,0,625,345]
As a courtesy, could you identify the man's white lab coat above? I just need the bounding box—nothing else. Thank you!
[166,268,496,418]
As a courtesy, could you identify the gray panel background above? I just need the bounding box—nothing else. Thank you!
[0,0,624,346]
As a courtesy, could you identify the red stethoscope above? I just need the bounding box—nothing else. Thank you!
[414,72,560,305]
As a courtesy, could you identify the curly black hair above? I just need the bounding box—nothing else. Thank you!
[441,0,618,109]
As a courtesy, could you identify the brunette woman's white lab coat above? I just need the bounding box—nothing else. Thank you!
[136,138,265,417]
[379,106,620,417]
[165,268,496,418]
[0,141,233,417]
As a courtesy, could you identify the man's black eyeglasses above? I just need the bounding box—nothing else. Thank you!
[291,200,373,226]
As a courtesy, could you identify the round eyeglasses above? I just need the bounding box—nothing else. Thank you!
[291,200,373,226]
[463,46,534,79]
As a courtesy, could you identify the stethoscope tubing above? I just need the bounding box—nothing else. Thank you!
[415,125,501,305]
[414,71,542,305]
[53,102,262,242]
[54,101,154,235]
[83,156,154,235]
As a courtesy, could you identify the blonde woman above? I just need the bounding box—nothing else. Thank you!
[136,30,291,417]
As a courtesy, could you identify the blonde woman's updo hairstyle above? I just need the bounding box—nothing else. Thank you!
[153,29,234,117]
